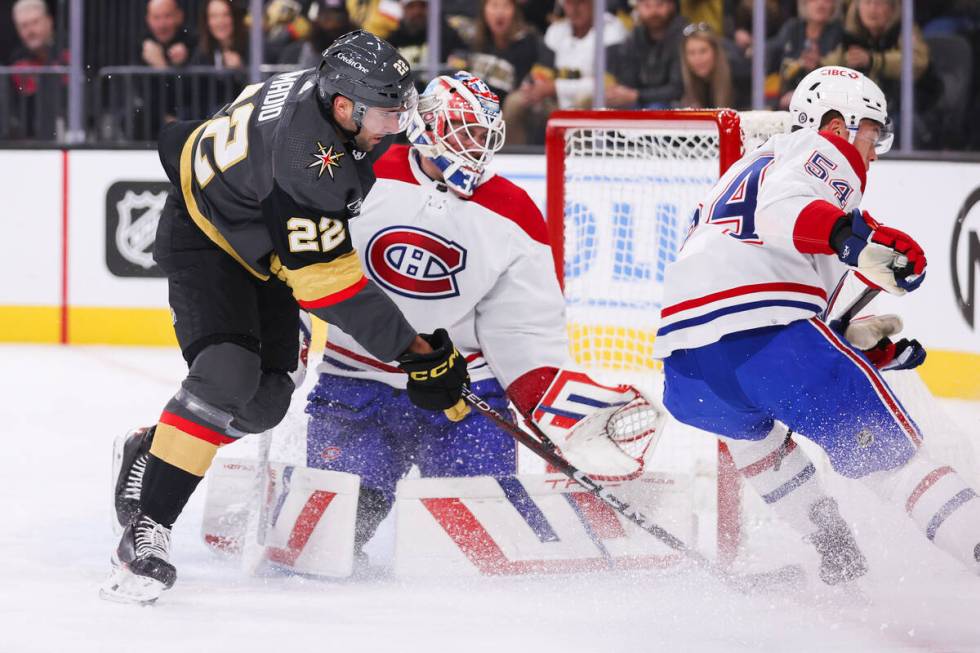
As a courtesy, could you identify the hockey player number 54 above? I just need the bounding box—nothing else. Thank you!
[193,103,255,187]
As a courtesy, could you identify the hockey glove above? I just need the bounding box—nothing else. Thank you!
[398,328,470,420]
[840,314,926,371]
[831,210,926,295]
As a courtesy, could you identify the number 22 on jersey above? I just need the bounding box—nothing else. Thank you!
[193,103,254,187]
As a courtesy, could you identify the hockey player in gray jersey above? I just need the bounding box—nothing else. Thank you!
[101,31,469,604]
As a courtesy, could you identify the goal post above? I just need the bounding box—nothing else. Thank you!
[544,109,792,565]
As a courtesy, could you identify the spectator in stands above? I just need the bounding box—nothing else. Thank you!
[516,0,555,34]
[387,0,467,73]
[454,0,554,104]
[681,0,723,34]
[606,0,687,109]
[279,0,355,68]
[770,0,844,109]
[678,23,735,108]
[347,0,402,39]
[190,0,248,70]
[7,0,68,139]
[731,0,793,61]
[823,0,931,112]
[502,0,626,144]
[140,0,193,69]
[264,0,313,64]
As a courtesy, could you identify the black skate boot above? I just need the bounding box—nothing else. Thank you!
[112,427,154,533]
[100,513,176,604]
[807,497,869,585]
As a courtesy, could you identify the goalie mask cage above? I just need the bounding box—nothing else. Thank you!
[545,109,793,565]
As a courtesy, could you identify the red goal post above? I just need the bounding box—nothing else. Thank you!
[544,109,792,564]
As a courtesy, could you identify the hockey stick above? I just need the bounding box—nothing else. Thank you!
[460,386,805,593]
[241,429,273,575]
[831,285,881,334]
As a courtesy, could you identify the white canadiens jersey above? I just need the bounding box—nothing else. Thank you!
[317,145,570,389]
[652,129,869,357]
[545,15,627,109]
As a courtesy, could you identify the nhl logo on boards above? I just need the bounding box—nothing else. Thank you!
[104,181,170,277]
[365,226,467,299]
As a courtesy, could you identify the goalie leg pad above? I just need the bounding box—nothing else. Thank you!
[202,458,361,577]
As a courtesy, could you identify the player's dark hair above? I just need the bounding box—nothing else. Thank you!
[819,110,845,129]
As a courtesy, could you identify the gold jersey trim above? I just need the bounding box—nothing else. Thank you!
[269,250,365,303]
[179,123,270,281]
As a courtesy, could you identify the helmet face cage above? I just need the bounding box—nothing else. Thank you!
[789,66,892,155]
[409,72,505,196]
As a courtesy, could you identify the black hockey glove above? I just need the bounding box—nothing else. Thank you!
[398,329,470,421]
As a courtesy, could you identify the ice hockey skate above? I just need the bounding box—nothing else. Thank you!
[111,427,154,534]
[100,513,176,605]
[806,497,868,585]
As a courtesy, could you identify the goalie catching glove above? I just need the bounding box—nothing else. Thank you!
[526,370,665,480]
[398,328,470,421]
[835,314,926,371]
[831,209,926,295]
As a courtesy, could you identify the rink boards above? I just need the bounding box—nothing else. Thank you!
[0,149,977,399]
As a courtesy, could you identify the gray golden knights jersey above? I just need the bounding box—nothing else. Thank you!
[161,68,417,361]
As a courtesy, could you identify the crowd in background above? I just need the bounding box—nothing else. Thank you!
[2,0,978,150]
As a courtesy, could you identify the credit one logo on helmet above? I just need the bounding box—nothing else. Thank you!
[104,181,170,278]
[952,186,980,329]
[366,226,467,299]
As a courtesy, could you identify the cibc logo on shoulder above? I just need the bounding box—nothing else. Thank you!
[366,226,467,299]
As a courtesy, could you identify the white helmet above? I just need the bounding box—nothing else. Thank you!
[789,66,893,154]
[406,71,506,197]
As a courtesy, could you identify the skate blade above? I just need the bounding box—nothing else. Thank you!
[99,565,166,605]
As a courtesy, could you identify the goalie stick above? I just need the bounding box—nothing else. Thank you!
[241,430,273,575]
[460,386,805,594]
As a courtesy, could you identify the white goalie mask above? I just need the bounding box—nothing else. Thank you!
[406,72,506,197]
[789,66,893,155]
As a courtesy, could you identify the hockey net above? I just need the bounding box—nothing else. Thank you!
[544,109,978,565]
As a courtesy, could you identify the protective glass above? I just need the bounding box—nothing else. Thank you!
[359,86,419,135]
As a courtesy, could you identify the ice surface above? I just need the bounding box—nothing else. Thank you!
[2,344,980,653]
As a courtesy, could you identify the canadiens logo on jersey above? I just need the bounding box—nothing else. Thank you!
[366,226,467,299]
[308,141,344,179]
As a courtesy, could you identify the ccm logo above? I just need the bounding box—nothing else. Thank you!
[409,349,459,381]
[366,226,467,299]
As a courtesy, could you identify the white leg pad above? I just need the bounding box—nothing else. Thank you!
[202,457,361,577]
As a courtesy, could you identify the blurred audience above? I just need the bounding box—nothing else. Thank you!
[607,0,687,109]
[7,0,67,139]
[279,0,355,67]
[681,0,722,34]
[731,0,792,60]
[190,0,248,70]
[678,23,736,108]
[503,0,627,144]
[453,0,553,104]
[264,0,312,64]
[824,0,932,110]
[138,0,192,68]
[770,0,844,109]
[347,0,402,39]
[387,0,467,74]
